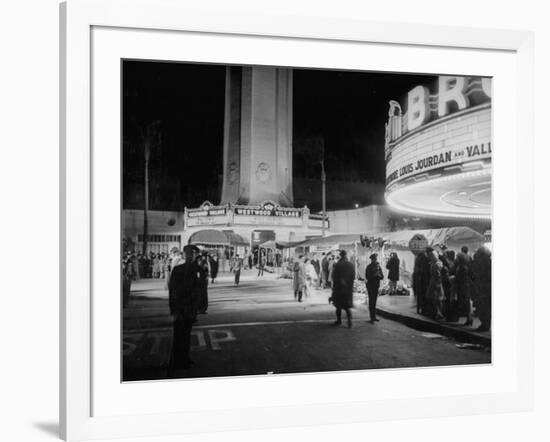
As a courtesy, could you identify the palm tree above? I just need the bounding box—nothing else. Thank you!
[139,120,162,255]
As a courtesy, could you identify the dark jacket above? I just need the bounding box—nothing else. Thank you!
[365,261,384,287]
[209,257,219,278]
[386,256,400,282]
[168,261,200,320]
[321,256,329,274]
[331,258,355,309]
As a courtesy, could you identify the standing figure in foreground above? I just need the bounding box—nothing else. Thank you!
[365,253,384,323]
[168,245,200,372]
[471,246,492,331]
[331,250,355,328]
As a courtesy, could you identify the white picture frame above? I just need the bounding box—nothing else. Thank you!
[60,0,534,440]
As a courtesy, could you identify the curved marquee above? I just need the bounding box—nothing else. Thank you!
[384,76,492,219]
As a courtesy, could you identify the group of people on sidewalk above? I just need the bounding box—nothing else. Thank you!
[290,250,386,328]
[291,255,321,302]
[412,245,492,331]
[289,243,491,332]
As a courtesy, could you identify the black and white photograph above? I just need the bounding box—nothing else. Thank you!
[121,61,492,382]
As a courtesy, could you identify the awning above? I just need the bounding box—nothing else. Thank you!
[297,234,361,248]
[188,229,249,247]
[258,240,288,249]
[224,231,249,247]
[380,227,485,249]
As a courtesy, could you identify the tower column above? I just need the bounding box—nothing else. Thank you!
[220,66,293,207]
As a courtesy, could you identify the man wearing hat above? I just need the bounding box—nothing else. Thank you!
[365,253,384,323]
[331,250,355,327]
[168,245,201,371]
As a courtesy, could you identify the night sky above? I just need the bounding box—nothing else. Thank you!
[122,60,435,212]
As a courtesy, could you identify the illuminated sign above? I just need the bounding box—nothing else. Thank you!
[383,76,492,220]
[385,75,492,188]
[385,76,491,150]
[386,140,492,185]
[234,201,302,218]
[187,207,227,218]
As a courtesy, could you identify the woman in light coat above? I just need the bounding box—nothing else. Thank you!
[303,258,317,299]
[292,257,306,301]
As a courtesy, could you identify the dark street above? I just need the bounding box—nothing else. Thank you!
[123,270,491,381]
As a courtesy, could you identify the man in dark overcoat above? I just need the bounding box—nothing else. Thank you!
[209,254,219,284]
[471,246,492,331]
[168,245,201,371]
[365,253,384,323]
[386,252,400,294]
[331,250,355,327]
[412,251,429,314]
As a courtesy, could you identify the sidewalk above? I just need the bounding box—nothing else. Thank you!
[354,292,491,347]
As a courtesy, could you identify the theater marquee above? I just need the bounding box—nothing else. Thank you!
[384,76,492,219]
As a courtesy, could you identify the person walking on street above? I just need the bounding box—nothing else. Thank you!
[386,252,400,295]
[232,254,243,286]
[257,250,266,277]
[365,253,384,323]
[209,254,219,284]
[292,256,305,301]
[168,245,201,372]
[330,250,355,328]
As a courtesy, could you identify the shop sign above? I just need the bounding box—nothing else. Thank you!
[188,201,227,218]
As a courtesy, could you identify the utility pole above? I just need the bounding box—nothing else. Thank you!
[320,137,327,237]
[143,138,150,256]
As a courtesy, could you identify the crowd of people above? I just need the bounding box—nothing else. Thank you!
[123,240,491,374]
[287,244,491,332]
[122,251,172,281]
[412,245,492,331]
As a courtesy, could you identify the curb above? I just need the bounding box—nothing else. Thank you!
[374,306,491,347]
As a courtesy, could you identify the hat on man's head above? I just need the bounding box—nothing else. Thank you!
[339,249,347,258]
[183,244,200,254]
[369,253,378,260]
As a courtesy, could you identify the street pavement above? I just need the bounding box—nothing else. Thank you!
[123,270,491,381]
